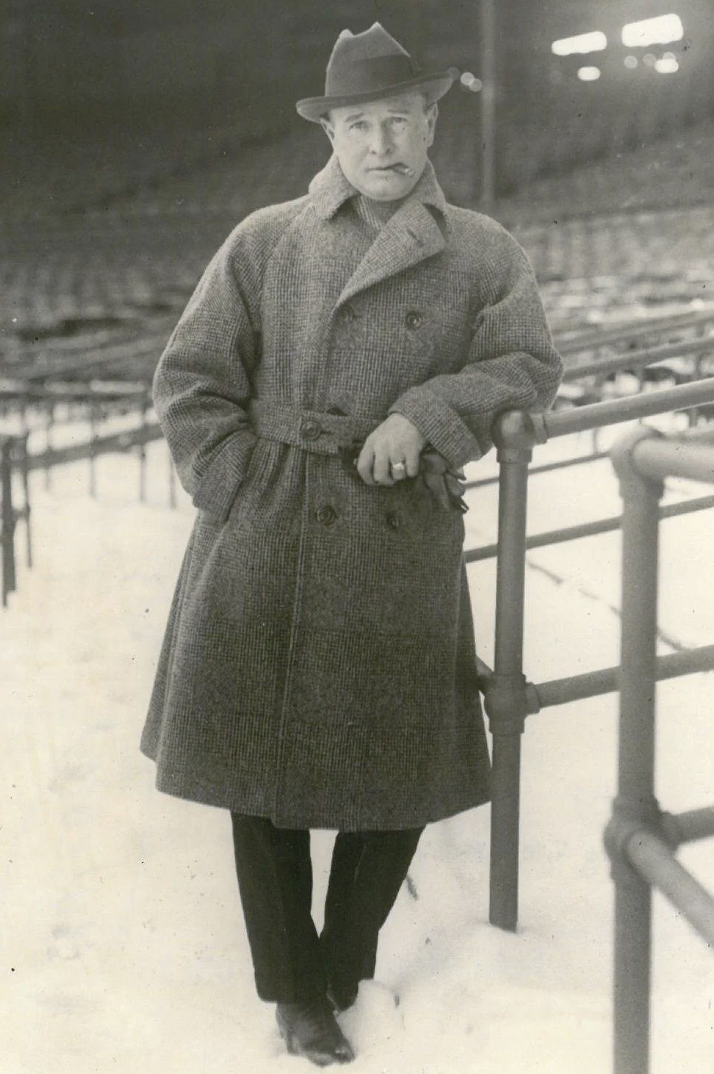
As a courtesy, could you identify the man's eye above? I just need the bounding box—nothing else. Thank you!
[350,122,368,132]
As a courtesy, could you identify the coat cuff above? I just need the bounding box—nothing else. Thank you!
[388,389,483,470]
[190,431,258,521]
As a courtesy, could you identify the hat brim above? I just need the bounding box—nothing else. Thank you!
[296,71,455,122]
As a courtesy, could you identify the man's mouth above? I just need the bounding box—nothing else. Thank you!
[371,164,415,176]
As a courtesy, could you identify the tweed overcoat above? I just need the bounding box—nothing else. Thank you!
[140,156,563,830]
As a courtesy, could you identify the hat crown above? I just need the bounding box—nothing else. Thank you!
[295,22,455,122]
[325,22,421,99]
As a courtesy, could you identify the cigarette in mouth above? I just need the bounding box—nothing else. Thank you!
[391,164,415,176]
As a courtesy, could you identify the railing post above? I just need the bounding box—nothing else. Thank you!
[486,410,543,930]
[1,437,17,607]
[45,401,55,490]
[20,433,32,568]
[606,426,666,1074]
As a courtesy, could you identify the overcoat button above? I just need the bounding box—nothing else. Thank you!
[386,512,401,530]
[316,505,337,526]
[406,311,423,329]
[301,419,322,441]
[342,304,357,321]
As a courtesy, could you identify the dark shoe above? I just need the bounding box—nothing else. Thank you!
[276,996,355,1066]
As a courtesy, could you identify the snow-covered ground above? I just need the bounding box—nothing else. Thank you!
[2,433,713,1074]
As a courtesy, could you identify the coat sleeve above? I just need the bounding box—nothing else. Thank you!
[152,231,260,522]
[388,230,563,468]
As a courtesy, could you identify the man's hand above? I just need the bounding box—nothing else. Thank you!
[356,413,427,486]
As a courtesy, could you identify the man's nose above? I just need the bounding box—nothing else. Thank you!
[368,123,394,155]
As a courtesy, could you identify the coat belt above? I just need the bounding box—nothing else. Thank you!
[249,400,377,456]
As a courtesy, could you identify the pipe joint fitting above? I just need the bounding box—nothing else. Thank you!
[604,796,672,874]
[484,672,535,734]
[610,425,665,499]
[493,410,546,461]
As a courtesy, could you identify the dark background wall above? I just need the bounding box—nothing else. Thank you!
[2,0,713,201]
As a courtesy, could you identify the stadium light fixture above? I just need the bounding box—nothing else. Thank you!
[621,14,684,48]
[577,66,601,81]
[655,56,679,73]
[552,31,607,56]
[460,71,483,92]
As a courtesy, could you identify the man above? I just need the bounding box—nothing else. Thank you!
[141,23,562,1067]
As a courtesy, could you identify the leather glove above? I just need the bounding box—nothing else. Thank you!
[418,449,469,513]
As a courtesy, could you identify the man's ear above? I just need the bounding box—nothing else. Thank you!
[319,116,336,145]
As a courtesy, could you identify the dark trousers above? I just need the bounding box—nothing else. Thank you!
[230,814,423,1005]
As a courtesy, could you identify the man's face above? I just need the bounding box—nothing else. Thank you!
[320,92,437,202]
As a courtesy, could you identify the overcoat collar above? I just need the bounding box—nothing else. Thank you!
[308,156,449,307]
[308,153,448,221]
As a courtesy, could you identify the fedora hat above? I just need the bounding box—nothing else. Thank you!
[296,22,455,123]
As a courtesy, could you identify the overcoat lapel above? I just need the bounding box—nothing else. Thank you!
[335,200,447,308]
[307,155,449,310]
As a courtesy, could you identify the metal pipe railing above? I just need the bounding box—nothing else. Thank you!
[2,381,169,508]
[464,448,607,491]
[607,426,663,1074]
[0,381,150,404]
[539,376,714,439]
[465,362,714,496]
[561,334,714,382]
[624,829,714,945]
[17,435,32,570]
[0,435,30,608]
[15,330,168,383]
[556,309,714,357]
[632,435,714,484]
[467,493,714,562]
[1,437,16,607]
[0,392,169,611]
[24,421,164,472]
[487,413,534,931]
[603,425,714,1074]
[482,376,714,936]
[485,644,714,713]
[666,807,714,847]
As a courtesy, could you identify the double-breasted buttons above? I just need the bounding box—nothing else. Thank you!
[316,505,337,527]
[385,512,401,531]
[301,419,322,441]
[405,311,423,329]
